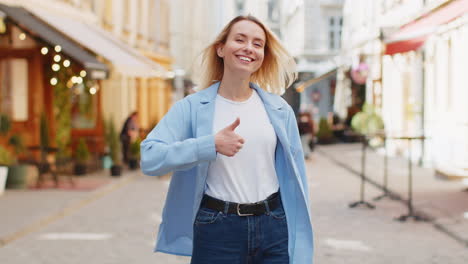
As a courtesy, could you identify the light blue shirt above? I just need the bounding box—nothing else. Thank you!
[141,82,314,264]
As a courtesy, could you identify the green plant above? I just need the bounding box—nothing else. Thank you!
[0,114,26,164]
[0,113,10,136]
[106,118,122,166]
[39,112,51,163]
[40,113,50,150]
[316,118,334,140]
[129,138,141,160]
[0,145,14,166]
[9,134,25,156]
[75,138,90,164]
[351,103,384,135]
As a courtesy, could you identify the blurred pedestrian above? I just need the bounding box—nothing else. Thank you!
[141,15,313,264]
[120,111,139,165]
[298,112,315,159]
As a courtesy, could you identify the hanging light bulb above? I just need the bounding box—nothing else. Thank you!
[18,33,26,40]
[41,47,49,55]
[63,60,71,67]
[54,45,62,52]
[89,87,97,95]
[50,77,58,85]
[52,63,60,71]
[53,55,61,62]
[80,70,87,77]
[76,77,83,84]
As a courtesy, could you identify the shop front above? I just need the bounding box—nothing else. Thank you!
[383,0,468,175]
[27,6,169,141]
[0,3,108,165]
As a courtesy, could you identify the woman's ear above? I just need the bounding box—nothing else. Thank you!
[216,44,224,58]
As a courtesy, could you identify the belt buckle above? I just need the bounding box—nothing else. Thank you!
[237,204,254,216]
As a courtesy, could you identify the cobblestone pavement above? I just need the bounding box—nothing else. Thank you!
[317,143,468,247]
[0,148,467,264]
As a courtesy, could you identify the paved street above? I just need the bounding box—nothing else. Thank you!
[1,145,468,264]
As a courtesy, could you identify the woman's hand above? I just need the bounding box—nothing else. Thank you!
[215,117,245,157]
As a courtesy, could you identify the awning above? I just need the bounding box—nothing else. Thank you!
[385,0,468,55]
[295,68,337,93]
[29,8,167,78]
[0,3,109,79]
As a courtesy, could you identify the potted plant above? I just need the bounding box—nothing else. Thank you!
[316,118,335,144]
[0,113,29,189]
[5,134,29,189]
[351,103,385,147]
[106,118,122,176]
[38,112,51,174]
[74,138,90,176]
[128,137,141,170]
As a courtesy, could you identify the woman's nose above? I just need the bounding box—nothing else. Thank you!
[242,42,254,53]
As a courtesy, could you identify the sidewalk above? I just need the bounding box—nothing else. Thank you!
[317,143,468,247]
[0,168,140,247]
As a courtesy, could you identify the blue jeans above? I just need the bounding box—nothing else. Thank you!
[191,196,289,264]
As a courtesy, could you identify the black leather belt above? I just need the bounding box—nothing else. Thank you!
[201,191,281,216]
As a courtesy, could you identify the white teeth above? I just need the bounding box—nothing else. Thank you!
[238,56,252,62]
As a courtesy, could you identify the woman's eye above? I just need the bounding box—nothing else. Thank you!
[236,39,243,43]
[254,43,262,47]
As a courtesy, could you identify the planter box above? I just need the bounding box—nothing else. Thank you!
[111,165,122,177]
[128,159,139,170]
[0,166,8,195]
[6,164,28,189]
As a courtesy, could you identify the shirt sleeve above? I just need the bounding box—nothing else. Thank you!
[140,99,217,176]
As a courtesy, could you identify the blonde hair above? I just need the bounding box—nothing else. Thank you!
[198,15,297,95]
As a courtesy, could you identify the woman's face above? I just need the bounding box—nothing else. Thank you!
[217,20,266,77]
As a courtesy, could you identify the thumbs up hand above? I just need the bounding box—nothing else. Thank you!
[214,117,245,157]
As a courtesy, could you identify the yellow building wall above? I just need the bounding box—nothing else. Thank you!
[140,52,174,132]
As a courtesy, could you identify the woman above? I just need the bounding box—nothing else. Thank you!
[141,15,313,264]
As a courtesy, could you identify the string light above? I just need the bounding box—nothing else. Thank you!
[52,63,60,71]
[18,33,26,40]
[54,45,62,52]
[76,77,83,84]
[67,79,74,88]
[80,70,87,77]
[53,55,61,62]
[63,60,71,67]
[71,76,78,83]
[50,77,58,85]
[89,87,97,95]
[41,47,49,55]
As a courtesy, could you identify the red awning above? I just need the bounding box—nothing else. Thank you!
[385,0,468,55]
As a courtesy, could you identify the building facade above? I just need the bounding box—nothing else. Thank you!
[168,0,270,94]
[340,0,468,178]
[83,0,173,132]
[0,0,172,164]
[282,0,344,121]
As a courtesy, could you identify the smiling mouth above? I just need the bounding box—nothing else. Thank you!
[236,55,255,63]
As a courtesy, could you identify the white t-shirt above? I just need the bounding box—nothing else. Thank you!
[205,89,279,203]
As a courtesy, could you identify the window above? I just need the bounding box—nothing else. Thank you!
[235,0,245,15]
[70,80,99,129]
[268,0,280,23]
[0,59,28,121]
[124,0,132,31]
[103,0,113,26]
[328,16,342,50]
